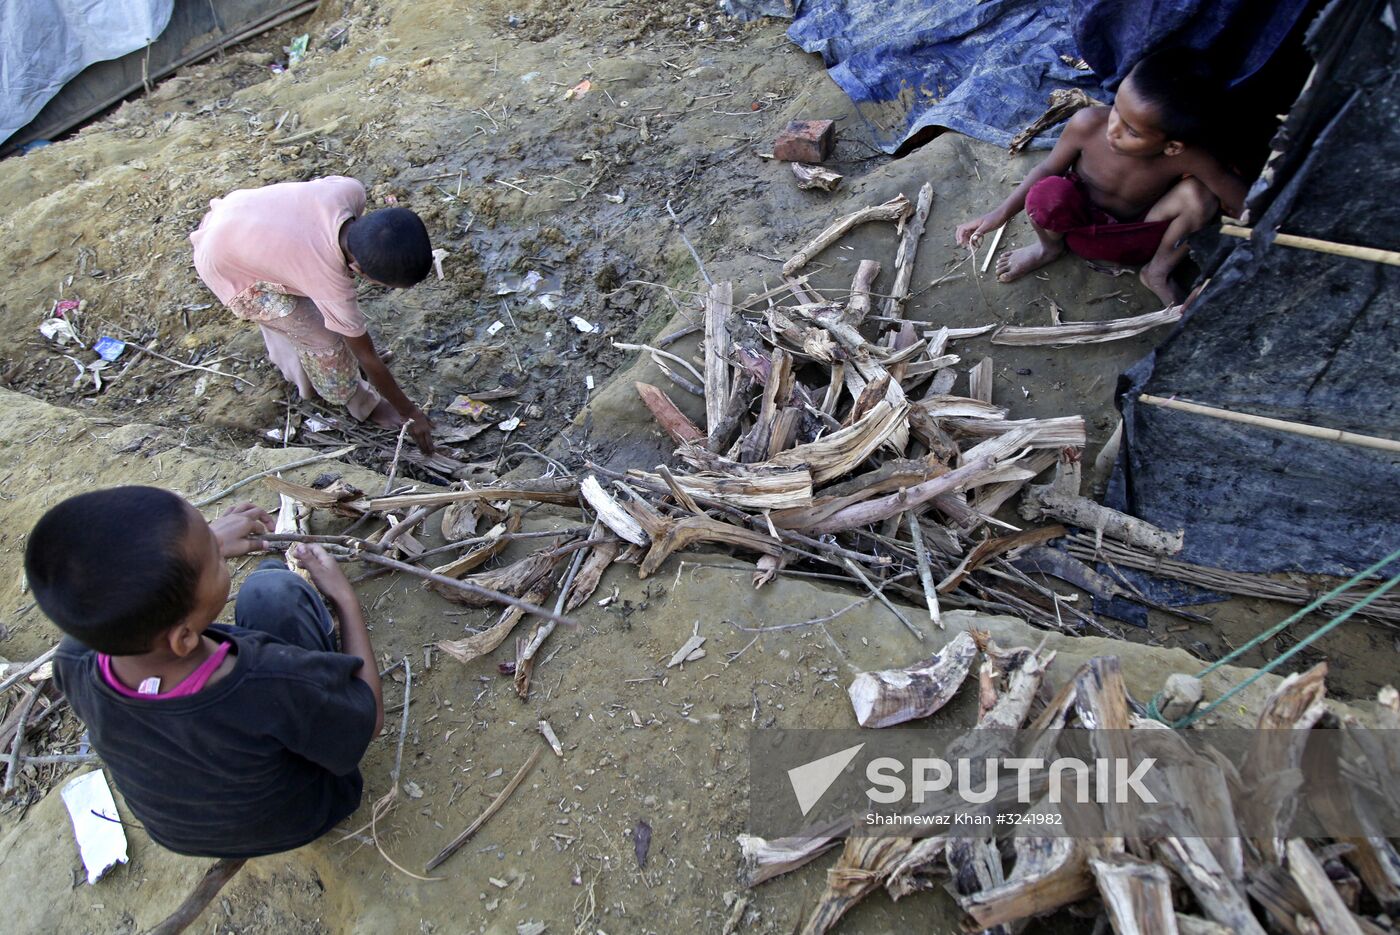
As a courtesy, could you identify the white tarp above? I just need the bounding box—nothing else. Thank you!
[0,0,173,145]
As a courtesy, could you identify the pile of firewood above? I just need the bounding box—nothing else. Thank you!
[742,632,1400,934]
[264,186,1398,690]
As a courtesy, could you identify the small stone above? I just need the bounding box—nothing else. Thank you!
[1159,673,1205,722]
[642,794,658,808]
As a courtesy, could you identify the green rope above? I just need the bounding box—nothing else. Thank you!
[1147,546,1400,728]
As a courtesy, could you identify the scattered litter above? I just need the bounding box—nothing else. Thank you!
[604,190,626,204]
[304,417,331,432]
[497,416,521,432]
[569,316,598,334]
[53,298,80,317]
[431,248,448,281]
[486,320,505,337]
[596,585,617,606]
[517,923,546,935]
[367,55,389,69]
[563,79,592,100]
[520,71,540,83]
[193,376,209,398]
[666,634,707,668]
[61,770,129,884]
[447,395,492,420]
[489,876,510,888]
[286,34,310,69]
[538,294,558,311]
[537,719,563,757]
[632,819,652,868]
[39,318,79,345]
[91,336,126,362]
[585,374,595,391]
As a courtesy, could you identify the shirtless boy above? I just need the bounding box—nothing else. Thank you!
[957,49,1248,306]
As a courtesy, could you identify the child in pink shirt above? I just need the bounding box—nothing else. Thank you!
[191,176,436,454]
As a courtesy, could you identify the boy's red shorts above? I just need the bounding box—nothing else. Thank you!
[1025,174,1171,265]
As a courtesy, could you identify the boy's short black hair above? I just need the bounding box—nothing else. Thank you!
[345,208,432,288]
[25,487,202,655]
[1126,48,1223,144]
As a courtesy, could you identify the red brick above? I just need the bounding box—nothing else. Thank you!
[773,119,835,164]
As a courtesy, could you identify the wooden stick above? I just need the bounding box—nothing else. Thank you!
[612,341,705,384]
[382,424,410,496]
[703,282,735,434]
[847,629,977,727]
[191,446,357,508]
[843,559,923,641]
[0,646,58,695]
[124,342,256,387]
[1140,393,1400,453]
[147,858,248,935]
[380,507,432,549]
[1285,839,1365,935]
[425,747,542,871]
[906,511,941,628]
[979,224,1005,273]
[2,684,41,792]
[1221,224,1400,267]
[782,195,912,276]
[634,382,705,445]
[991,306,1183,345]
[515,538,590,681]
[354,552,578,626]
[882,183,934,323]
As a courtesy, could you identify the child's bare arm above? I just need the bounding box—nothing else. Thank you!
[1183,150,1248,219]
[293,543,384,736]
[956,108,1094,246]
[344,333,435,456]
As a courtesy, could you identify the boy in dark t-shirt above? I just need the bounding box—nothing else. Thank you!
[27,486,384,858]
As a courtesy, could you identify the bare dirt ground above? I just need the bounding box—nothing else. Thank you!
[0,0,1393,931]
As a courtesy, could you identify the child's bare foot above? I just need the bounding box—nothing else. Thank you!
[996,241,1065,283]
[1139,263,1183,307]
[368,398,403,429]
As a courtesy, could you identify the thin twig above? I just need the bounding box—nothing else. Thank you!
[611,341,704,384]
[191,446,357,508]
[0,646,57,695]
[665,200,714,286]
[907,512,943,629]
[844,559,924,642]
[728,595,875,633]
[353,552,578,626]
[425,747,542,871]
[125,342,257,386]
[518,526,594,667]
[384,423,410,496]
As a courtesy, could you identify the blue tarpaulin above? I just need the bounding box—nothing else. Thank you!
[759,0,1313,153]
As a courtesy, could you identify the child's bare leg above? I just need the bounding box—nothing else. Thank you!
[996,218,1067,283]
[1139,177,1219,306]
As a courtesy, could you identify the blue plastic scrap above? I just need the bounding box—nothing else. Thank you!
[749,0,1312,153]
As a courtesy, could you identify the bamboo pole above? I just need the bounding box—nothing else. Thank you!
[1139,394,1400,453]
[1220,224,1400,267]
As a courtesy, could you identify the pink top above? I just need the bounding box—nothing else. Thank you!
[190,176,369,337]
[98,642,233,699]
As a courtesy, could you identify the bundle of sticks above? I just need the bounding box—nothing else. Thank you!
[746,634,1400,934]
